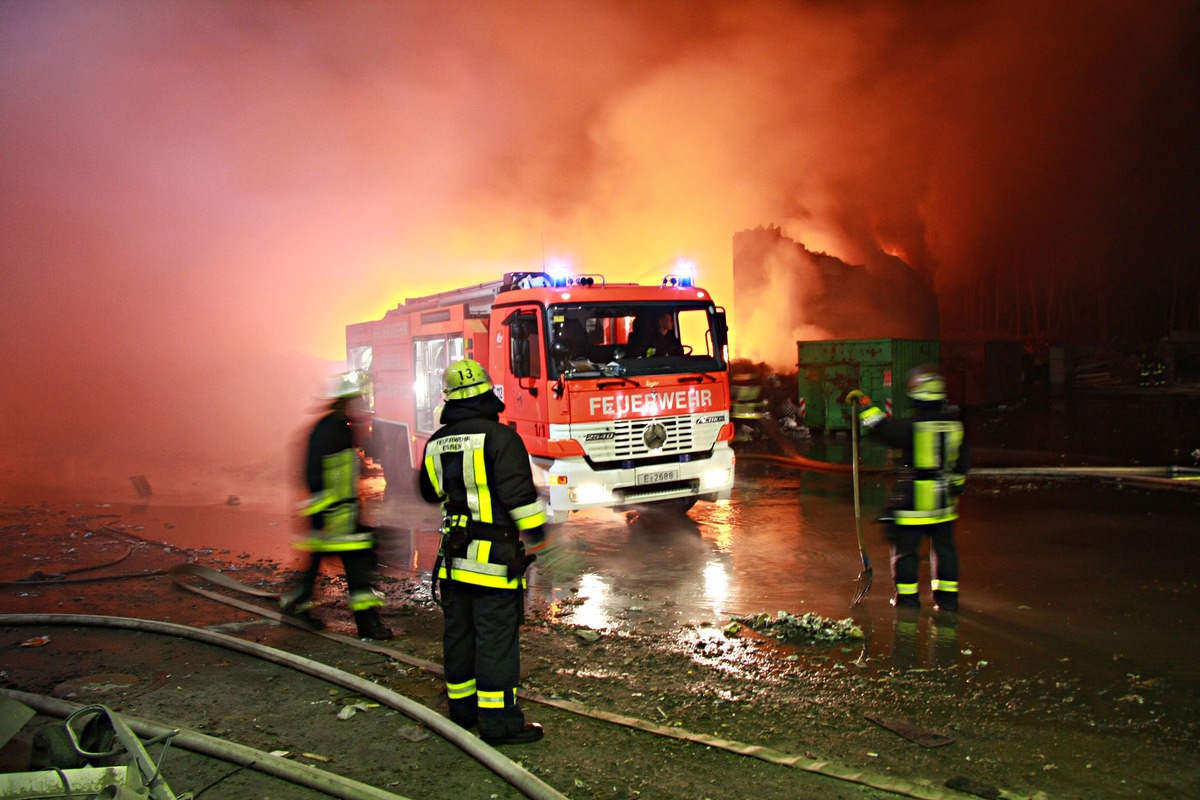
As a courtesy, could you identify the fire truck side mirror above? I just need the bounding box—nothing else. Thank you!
[714,310,729,348]
[519,376,539,397]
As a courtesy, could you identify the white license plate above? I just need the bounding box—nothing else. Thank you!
[637,468,680,485]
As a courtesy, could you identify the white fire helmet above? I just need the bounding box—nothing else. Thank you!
[326,370,367,399]
[906,365,947,402]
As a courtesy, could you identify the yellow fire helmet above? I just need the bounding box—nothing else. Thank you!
[906,364,946,402]
[443,359,493,401]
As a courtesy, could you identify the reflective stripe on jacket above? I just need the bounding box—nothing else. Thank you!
[422,419,547,589]
[299,412,372,552]
[862,405,968,526]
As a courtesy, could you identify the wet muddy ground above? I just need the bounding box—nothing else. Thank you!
[2,387,1199,799]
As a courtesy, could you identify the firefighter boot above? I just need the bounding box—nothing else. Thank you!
[279,594,325,631]
[933,589,959,613]
[354,609,395,640]
[482,722,544,746]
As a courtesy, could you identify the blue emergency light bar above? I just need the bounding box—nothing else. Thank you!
[661,273,693,288]
[662,259,696,287]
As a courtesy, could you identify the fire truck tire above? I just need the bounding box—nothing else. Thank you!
[674,497,699,513]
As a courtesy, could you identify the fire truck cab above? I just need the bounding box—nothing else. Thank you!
[347,269,736,524]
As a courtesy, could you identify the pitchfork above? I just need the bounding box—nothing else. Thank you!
[849,400,873,606]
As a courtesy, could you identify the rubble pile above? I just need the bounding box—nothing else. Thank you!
[726,610,864,643]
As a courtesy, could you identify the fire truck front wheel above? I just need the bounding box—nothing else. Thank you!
[674,497,699,513]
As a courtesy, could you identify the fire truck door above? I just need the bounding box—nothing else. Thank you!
[498,308,546,438]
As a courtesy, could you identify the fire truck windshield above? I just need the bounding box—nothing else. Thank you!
[546,302,726,378]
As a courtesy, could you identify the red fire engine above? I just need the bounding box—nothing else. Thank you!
[346,268,736,523]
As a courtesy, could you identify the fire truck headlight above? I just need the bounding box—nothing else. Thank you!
[700,468,731,490]
[569,483,611,505]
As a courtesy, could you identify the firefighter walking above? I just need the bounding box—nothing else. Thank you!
[848,365,969,612]
[280,370,394,640]
[419,359,550,745]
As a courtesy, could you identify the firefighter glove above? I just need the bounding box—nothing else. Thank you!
[845,389,870,405]
[529,541,582,579]
[523,525,548,550]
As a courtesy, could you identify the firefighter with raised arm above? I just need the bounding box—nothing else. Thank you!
[280,370,394,640]
[419,358,550,745]
[847,365,970,612]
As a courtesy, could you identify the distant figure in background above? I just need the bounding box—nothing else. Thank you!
[847,365,970,612]
[1156,336,1175,385]
[280,370,395,640]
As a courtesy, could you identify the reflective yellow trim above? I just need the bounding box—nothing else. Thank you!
[297,535,374,552]
[913,480,936,511]
[428,433,489,519]
[349,587,385,611]
[931,580,959,593]
[477,689,506,709]
[896,583,919,596]
[424,453,443,499]
[446,679,476,700]
[913,429,936,470]
[473,447,492,524]
[437,566,523,590]
[300,488,336,516]
[913,420,963,469]
[860,406,885,427]
[893,508,958,525]
[510,499,547,529]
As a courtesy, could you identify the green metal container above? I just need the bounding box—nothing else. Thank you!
[796,338,940,432]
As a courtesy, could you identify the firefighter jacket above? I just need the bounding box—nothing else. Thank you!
[298,406,373,552]
[860,402,969,526]
[419,393,548,590]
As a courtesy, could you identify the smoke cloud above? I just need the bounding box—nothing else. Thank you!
[2,1,1197,498]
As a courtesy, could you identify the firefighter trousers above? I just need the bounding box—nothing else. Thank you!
[289,549,380,611]
[440,580,525,737]
[889,520,959,610]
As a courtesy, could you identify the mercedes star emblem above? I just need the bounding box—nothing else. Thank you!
[643,422,668,450]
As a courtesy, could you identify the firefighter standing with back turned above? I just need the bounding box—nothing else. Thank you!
[847,365,969,611]
[418,358,550,745]
[280,370,395,640]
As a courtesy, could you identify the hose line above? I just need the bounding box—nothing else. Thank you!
[2,688,411,800]
[741,451,1200,489]
[0,614,569,800]
[0,610,1010,800]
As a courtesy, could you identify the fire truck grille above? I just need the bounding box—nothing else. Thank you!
[593,415,695,460]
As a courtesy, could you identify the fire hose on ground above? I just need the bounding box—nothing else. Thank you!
[0,608,1023,800]
[2,689,412,800]
[740,451,1200,489]
[0,613,569,800]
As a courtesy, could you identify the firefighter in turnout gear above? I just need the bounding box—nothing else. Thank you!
[847,365,970,612]
[419,358,549,745]
[280,371,395,640]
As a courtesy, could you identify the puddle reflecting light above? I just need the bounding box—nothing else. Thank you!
[571,573,613,630]
[703,560,730,608]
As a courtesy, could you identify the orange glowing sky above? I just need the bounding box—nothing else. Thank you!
[2,1,1197,497]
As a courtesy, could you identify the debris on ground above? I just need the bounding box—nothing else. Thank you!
[726,610,864,642]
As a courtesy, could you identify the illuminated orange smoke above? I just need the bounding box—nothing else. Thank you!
[1,1,1196,499]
